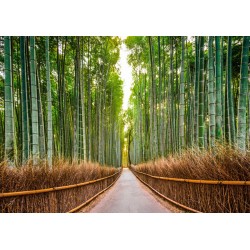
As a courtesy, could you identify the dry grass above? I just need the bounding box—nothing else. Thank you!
[131,145,250,213]
[0,160,120,213]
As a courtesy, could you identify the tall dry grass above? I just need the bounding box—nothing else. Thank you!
[0,160,120,213]
[131,145,250,212]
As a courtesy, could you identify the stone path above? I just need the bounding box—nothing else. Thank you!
[89,168,171,213]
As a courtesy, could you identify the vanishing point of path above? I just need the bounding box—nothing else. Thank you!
[89,168,171,213]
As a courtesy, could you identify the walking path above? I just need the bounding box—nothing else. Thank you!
[89,168,171,213]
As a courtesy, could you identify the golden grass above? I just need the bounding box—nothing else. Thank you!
[0,160,120,213]
[131,145,250,213]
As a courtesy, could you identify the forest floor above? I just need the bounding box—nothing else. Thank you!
[79,168,183,213]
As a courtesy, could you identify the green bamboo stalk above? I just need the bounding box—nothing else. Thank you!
[20,37,29,164]
[30,36,40,164]
[204,54,209,149]
[225,44,230,143]
[56,37,62,158]
[158,36,164,156]
[61,39,67,158]
[237,36,249,152]
[148,36,158,158]
[80,38,87,161]
[208,36,216,148]
[162,37,167,155]
[4,36,15,165]
[46,37,53,167]
[215,36,223,140]
[73,37,80,162]
[226,36,236,145]
[185,40,193,147]
[221,37,225,140]
[14,38,22,164]
[169,37,174,153]
[98,77,102,164]
[87,37,92,161]
[179,36,185,150]
[175,39,180,152]
[37,65,46,159]
[198,36,205,149]
[194,36,199,146]
[76,37,82,161]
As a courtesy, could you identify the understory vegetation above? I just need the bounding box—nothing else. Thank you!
[131,145,250,212]
[0,161,120,212]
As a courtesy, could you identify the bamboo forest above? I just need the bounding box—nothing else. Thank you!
[0,36,249,213]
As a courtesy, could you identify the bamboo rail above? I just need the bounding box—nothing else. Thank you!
[67,169,122,213]
[132,169,250,186]
[131,169,201,213]
[0,170,121,198]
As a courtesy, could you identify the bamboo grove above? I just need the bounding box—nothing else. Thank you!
[0,36,124,167]
[126,36,250,165]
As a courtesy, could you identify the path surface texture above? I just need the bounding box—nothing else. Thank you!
[90,168,171,213]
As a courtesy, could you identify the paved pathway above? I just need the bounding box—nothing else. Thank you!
[89,168,171,213]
